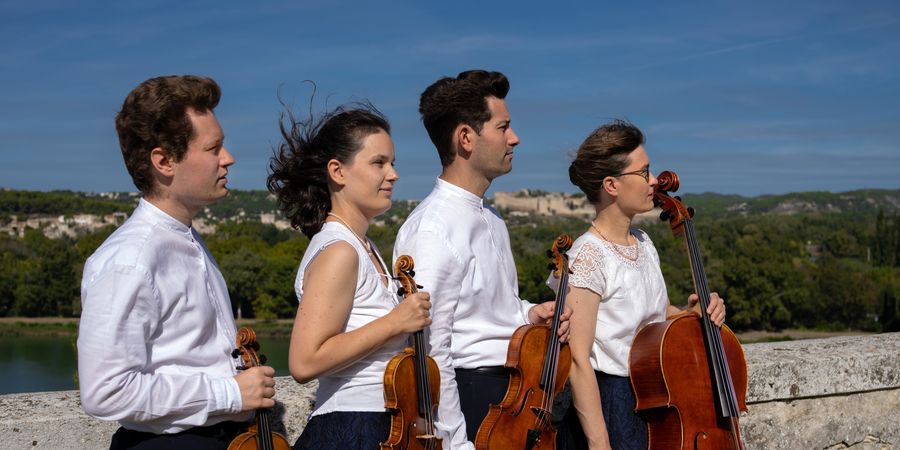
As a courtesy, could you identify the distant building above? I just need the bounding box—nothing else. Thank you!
[493,189,661,224]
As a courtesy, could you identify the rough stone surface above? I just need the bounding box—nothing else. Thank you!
[742,388,899,450]
[743,332,900,402]
[1,333,898,449]
[0,378,316,449]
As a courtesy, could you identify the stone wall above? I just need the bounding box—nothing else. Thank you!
[1,332,897,449]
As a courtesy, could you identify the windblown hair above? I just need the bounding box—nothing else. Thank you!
[267,102,390,238]
[115,75,221,195]
[418,70,510,166]
[569,119,645,204]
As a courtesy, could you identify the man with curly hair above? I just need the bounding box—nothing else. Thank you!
[78,75,275,449]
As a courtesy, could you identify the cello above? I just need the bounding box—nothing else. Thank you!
[228,327,290,450]
[629,171,748,450]
[381,255,442,450]
[475,234,573,450]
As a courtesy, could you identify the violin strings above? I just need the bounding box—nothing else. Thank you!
[535,256,569,431]
[408,278,438,448]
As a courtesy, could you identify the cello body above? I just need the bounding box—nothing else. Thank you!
[630,312,748,450]
[629,170,748,450]
[475,234,573,450]
[475,324,571,450]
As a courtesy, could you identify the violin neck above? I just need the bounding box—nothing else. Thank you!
[540,261,568,390]
[412,329,434,418]
[255,406,275,450]
[682,218,741,419]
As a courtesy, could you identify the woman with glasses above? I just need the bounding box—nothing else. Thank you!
[267,103,432,449]
[555,119,726,450]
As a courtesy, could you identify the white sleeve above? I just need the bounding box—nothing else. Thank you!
[77,265,242,428]
[568,242,607,296]
[394,229,475,450]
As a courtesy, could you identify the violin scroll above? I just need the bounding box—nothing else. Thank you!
[547,234,573,279]
[233,327,266,370]
[394,255,423,297]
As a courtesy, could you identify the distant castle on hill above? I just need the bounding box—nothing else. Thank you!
[493,189,660,223]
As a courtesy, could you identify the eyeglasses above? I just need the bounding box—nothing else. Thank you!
[615,166,650,182]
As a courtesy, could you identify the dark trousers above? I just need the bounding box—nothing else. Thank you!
[455,366,574,448]
[455,366,511,441]
[109,421,243,450]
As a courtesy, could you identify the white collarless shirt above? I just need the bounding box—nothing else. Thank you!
[394,178,534,450]
[78,199,247,434]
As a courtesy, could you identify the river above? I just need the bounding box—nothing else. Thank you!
[0,335,292,395]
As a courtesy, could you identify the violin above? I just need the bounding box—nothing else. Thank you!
[228,327,290,450]
[475,234,573,450]
[381,255,442,450]
[629,171,748,450]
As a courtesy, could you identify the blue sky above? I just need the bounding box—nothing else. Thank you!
[1,0,898,200]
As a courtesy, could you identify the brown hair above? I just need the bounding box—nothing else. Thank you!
[267,102,390,238]
[115,75,221,195]
[418,70,509,166]
[569,119,645,203]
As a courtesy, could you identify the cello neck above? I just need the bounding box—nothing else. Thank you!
[676,204,742,420]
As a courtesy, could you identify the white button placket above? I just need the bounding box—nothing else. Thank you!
[194,234,236,354]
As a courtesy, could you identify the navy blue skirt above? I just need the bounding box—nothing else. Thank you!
[293,411,391,450]
[558,372,648,450]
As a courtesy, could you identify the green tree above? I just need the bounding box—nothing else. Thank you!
[219,247,266,319]
[14,230,78,316]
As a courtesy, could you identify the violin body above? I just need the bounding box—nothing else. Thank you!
[381,347,443,450]
[228,423,291,450]
[476,234,573,450]
[475,324,571,450]
[630,311,747,450]
[381,255,442,450]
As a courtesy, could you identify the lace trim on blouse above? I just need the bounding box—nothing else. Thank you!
[568,231,651,294]
[598,230,646,269]
[569,241,606,293]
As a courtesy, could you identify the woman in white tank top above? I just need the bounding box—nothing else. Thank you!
[267,103,432,450]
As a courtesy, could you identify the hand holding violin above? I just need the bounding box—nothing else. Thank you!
[528,302,573,343]
[388,291,432,334]
[235,366,276,411]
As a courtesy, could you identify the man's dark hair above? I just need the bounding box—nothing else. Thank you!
[418,70,509,166]
[115,75,221,195]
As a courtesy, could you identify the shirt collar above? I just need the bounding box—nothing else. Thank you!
[434,178,484,210]
[136,198,193,236]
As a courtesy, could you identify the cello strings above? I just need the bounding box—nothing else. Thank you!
[684,219,740,417]
[685,220,730,412]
